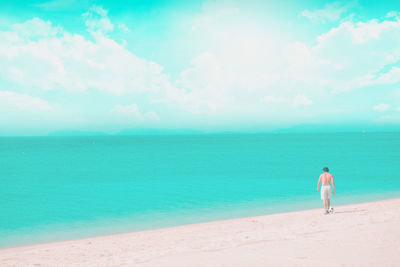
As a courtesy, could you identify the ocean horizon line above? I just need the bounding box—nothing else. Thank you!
[0,128,400,137]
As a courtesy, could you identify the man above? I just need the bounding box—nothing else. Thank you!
[317,167,335,214]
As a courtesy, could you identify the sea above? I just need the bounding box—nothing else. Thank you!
[1,132,399,248]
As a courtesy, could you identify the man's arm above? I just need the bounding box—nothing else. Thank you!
[331,175,335,195]
[317,175,321,191]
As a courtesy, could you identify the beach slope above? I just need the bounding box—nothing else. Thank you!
[1,198,400,266]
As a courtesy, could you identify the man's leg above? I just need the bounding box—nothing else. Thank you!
[325,199,329,211]
[327,199,330,210]
[323,199,326,210]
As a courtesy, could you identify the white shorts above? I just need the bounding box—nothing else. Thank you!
[321,186,331,200]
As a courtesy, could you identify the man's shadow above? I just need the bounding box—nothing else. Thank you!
[334,209,367,214]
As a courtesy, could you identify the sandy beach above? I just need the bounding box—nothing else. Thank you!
[1,198,399,266]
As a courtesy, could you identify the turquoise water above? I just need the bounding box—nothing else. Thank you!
[1,132,400,248]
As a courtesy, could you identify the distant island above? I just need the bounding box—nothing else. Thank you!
[48,128,205,136]
[46,123,400,137]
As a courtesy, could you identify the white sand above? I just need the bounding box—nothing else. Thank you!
[1,198,400,266]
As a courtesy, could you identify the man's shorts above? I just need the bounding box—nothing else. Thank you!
[321,185,331,200]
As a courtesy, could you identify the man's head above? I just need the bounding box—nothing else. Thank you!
[323,167,329,172]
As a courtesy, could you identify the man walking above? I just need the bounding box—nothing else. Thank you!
[317,167,335,214]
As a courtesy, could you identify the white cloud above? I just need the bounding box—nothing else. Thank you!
[11,17,61,37]
[0,90,52,112]
[284,18,400,93]
[293,94,313,107]
[372,67,400,85]
[191,0,239,31]
[261,94,312,108]
[301,3,348,23]
[317,19,400,44]
[260,95,286,104]
[187,4,400,113]
[118,23,130,33]
[374,115,400,123]
[373,103,390,112]
[161,5,400,119]
[2,3,400,130]
[109,103,159,124]
[0,90,83,135]
[145,52,233,115]
[386,11,400,19]
[168,5,288,115]
[82,5,114,36]
[177,52,224,91]
[0,16,168,95]
[396,106,400,111]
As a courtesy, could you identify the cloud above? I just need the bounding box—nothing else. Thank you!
[260,95,286,104]
[161,5,400,120]
[372,67,400,85]
[177,52,224,91]
[284,18,400,93]
[191,0,239,31]
[82,5,114,35]
[0,90,52,112]
[373,103,390,112]
[168,9,288,116]
[143,52,233,115]
[386,11,400,19]
[261,94,312,107]
[109,103,159,124]
[0,90,84,135]
[188,1,400,113]
[1,2,400,132]
[11,17,61,37]
[0,16,168,95]
[293,94,313,107]
[301,2,349,23]
[317,19,400,44]
[118,23,130,33]
[374,114,400,123]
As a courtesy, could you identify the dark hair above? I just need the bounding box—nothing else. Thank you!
[323,167,329,172]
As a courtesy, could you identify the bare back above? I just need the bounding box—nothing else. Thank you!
[320,172,333,186]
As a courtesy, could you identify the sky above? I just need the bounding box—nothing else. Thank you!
[0,0,400,135]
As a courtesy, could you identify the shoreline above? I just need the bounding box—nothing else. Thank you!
[2,191,400,249]
[1,197,400,266]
